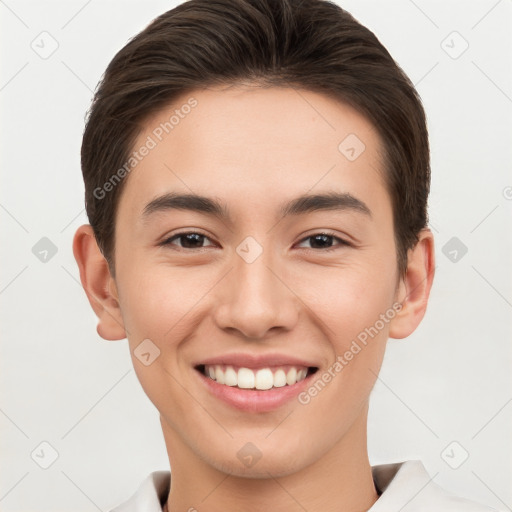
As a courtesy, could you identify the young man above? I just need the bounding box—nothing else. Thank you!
[72,0,499,510]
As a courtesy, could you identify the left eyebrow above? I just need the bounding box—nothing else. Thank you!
[141,190,372,225]
[279,191,372,218]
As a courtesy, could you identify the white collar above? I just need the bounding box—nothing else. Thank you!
[110,460,497,511]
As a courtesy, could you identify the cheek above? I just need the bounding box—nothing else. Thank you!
[117,260,207,343]
[298,256,397,405]
[115,265,204,410]
[296,265,395,424]
[303,258,397,339]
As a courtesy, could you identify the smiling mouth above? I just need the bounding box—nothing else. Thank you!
[195,364,319,390]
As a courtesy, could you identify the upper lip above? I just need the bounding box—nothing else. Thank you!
[194,353,319,370]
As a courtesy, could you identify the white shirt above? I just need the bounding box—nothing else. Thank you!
[109,460,501,512]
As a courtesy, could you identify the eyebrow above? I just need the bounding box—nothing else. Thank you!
[141,191,372,224]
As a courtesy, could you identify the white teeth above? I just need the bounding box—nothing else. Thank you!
[237,367,255,389]
[202,364,310,389]
[215,366,225,385]
[273,369,287,387]
[255,368,273,390]
[286,367,297,386]
[224,366,238,386]
[297,368,307,381]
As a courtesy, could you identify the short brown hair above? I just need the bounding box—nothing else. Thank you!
[81,0,430,279]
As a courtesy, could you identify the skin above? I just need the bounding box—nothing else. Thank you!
[73,85,435,512]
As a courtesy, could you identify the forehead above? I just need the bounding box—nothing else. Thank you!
[118,85,388,219]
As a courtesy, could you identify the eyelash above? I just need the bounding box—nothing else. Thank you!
[159,230,351,252]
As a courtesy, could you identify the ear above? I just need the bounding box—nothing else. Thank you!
[388,228,435,339]
[72,224,127,341]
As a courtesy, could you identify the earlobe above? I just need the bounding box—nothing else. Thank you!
[72,224,127,341]
[388,228,435,339]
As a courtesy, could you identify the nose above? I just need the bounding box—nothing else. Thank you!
[213,246,300,340]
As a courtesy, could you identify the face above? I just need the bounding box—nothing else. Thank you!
[110,85,404,477]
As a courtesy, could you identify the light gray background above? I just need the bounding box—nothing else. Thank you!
[1,0,511,511]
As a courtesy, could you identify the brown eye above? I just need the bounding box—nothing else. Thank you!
[160,232,215,250]
[296,232,351,252]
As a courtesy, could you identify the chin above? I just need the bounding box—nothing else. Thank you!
[204,445,309,479]
[218,459,302,479]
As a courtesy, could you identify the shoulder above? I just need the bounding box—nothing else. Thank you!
[370,460,502,512]
[109,470,171,512]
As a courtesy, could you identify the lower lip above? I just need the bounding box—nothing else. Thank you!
[195,368,316,413]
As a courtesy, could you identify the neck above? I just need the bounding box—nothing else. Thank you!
[161,405,379,512]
